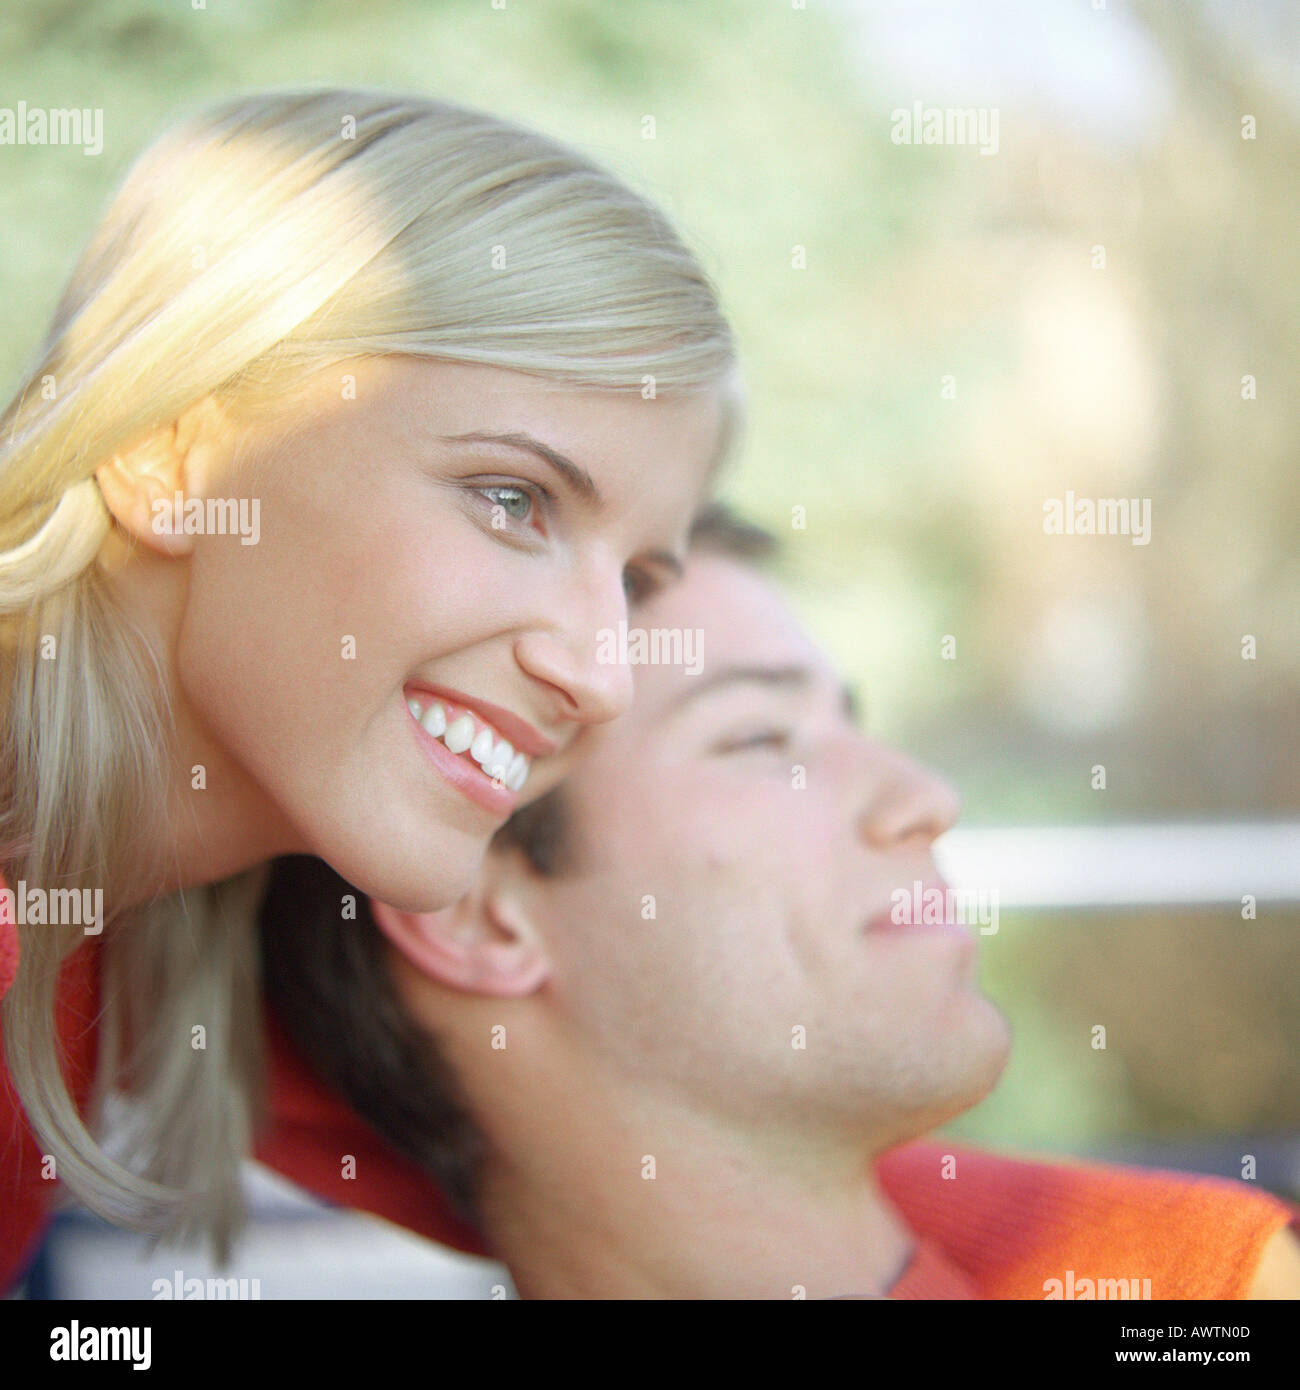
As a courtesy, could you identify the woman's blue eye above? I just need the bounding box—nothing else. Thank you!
[481,485,534,524]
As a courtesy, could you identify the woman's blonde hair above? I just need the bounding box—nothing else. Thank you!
[0,87,739,1259]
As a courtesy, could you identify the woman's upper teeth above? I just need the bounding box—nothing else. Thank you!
[406,696,531,791]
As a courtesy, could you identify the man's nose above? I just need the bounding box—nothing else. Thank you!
[855,744,961,852]
[512,564,636,729]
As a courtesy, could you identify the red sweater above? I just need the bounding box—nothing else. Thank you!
[2,924,1295,1299]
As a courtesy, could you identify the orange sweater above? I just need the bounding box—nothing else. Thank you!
[875,1140,1295,1298]
[2,922,1296,1298]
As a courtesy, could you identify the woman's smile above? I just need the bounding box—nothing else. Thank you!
[404,686,536,816]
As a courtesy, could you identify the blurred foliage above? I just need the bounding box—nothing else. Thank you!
[0,0,1294,1162]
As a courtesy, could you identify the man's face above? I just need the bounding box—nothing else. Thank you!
[523,554,1011,1149]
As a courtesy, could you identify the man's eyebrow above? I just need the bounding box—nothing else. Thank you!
[645,550,686,580]
[662,663,862,720]
[661,663,815,716]
[440,431,602,507]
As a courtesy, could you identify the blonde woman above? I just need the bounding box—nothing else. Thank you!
[0,87,740,1284]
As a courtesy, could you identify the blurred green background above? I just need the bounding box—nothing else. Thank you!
[1,0,1296,1192]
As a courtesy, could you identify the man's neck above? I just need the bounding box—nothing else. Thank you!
[475,1081,919,1300]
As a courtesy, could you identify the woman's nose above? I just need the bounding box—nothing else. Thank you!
[512,567,636,728]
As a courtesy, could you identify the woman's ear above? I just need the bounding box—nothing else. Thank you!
[94,397,228,556]
[369,889,551,998]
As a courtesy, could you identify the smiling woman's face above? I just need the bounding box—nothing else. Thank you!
[176,356,727,910]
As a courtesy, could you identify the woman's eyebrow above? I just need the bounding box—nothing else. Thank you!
[440,430,602,507]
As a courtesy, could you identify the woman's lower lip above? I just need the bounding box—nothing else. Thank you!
[408,704,519,817]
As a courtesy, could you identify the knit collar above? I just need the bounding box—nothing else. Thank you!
[886,1236,980,1299]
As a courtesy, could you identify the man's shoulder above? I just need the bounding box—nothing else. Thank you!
[877,1139,1297,1299]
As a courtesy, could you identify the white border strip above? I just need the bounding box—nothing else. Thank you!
[934,823,1300,908]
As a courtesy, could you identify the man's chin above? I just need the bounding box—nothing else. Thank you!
[951,994,1014,1105]
[870,1005,1014,1150]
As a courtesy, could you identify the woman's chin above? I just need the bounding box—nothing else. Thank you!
[317,823,487,916]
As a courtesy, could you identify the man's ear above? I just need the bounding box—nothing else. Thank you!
[94,396,228,557]
[369,886,551,998]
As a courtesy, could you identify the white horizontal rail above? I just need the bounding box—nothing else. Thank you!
[934,823,1300,908]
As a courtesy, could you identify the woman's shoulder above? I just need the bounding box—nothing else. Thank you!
[0,869,102,1059]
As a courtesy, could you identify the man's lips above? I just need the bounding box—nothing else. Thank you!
[864,878,974,940]
[403,682,559,759]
